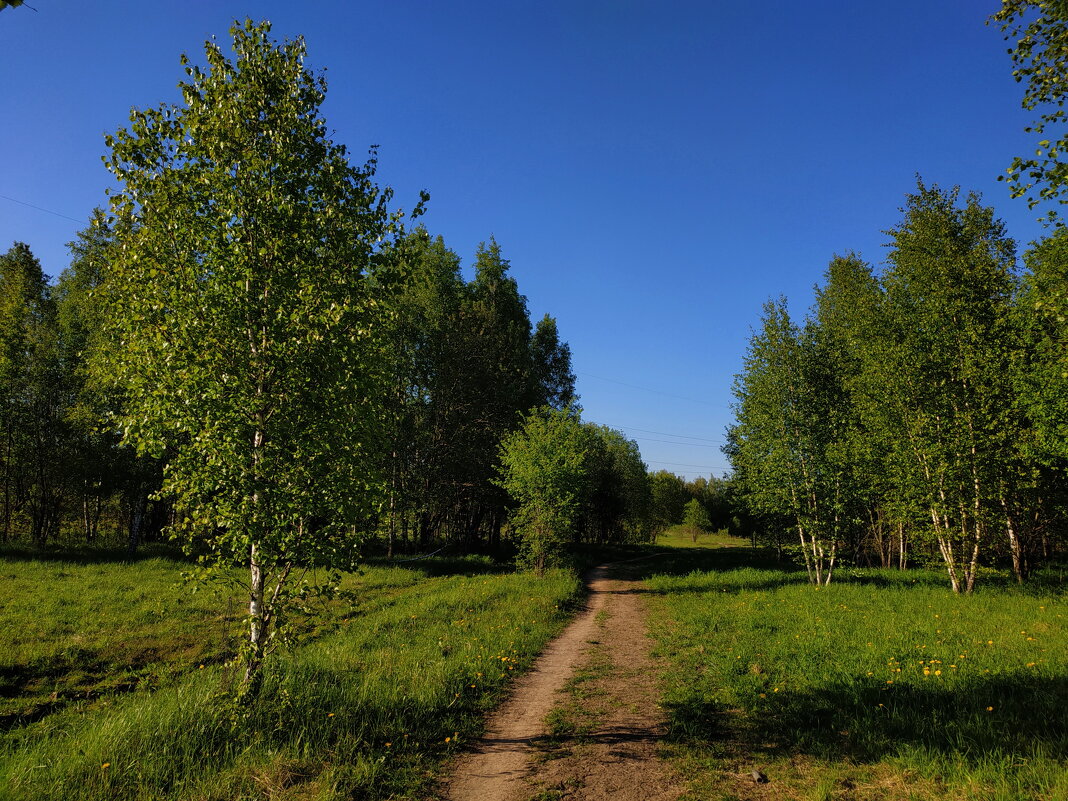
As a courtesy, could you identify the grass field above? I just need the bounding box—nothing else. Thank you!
[644,536,1068,801]
[0,547,582,800]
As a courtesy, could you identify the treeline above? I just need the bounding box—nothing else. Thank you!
[728,183,1068,591]
[648,470,739,537]
[0,225,661,555]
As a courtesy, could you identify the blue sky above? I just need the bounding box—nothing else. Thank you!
[0,1,1050,479]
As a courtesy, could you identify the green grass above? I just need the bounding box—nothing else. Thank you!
[0,549,583,800]
[657,525,747,550]
[0,546,245,727]
[644,540,1068,800]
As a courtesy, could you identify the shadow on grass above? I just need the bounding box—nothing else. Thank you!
[364,553,515,578]
[665,672,1068,767]
[0,542,189,566]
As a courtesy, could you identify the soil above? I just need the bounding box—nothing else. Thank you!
[440,562,685,801]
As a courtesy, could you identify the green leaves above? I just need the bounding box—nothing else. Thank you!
[97,20,413,683]
[991,2,1068,209]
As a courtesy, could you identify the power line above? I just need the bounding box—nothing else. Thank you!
[605,423,725,444]
[631,436,722,449]
[0,193,84,224]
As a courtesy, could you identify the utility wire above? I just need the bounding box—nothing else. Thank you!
[0,192,84,224]
[605,423,725,444]
[631,436,721,449]
[645,459,731,471]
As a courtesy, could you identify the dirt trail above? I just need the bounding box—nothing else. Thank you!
[441,562,684,801]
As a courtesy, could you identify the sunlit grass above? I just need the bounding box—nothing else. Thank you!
[656,525,748,550]
[647,552,1068,800]
[0,551,582,800]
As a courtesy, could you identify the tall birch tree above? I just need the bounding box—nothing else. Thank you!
[98,20,419,689]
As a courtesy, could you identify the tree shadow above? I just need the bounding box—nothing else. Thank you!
[363,553,514,578]
[665,673,1068,768]
[0,543,189,566]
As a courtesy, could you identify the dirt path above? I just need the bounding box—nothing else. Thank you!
[441,562,684,801]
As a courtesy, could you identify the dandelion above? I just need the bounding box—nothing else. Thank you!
[385,742,392,748]
[986,706,994,712]
[102,763,111,770]
[328,713,335,717]
[934,670,941,676]
[445,737,451,743]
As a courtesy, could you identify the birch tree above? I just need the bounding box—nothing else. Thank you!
[98,20,419,689]
[879,184,1020,593]
[729,300,846,585]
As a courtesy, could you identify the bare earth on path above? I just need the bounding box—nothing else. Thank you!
[441,562,685,801]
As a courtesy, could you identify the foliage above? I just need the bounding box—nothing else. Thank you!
[992,1,1068,212]
[531,313,578,410]
[877,184,1023,592]
[0,242,63,546]
[728,299,849,585]
[682,498,711,537]
[649,470,689,533]
[725,183,1062,592]
[581,423,651,544]
[97,20,420,685]
[496,407,590,573]
[376,229,579,554]
[1017,228,1068,464]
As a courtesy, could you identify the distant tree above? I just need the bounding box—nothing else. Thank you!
[582,424,651,544]
[0,242,63,545]
[97,20,417,690]
[496,407,589,573]
[682,498,711,542]
[649,470,688,534]
[531,314,577,410]
[992,1,1068,212]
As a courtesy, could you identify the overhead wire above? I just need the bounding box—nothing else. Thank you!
[645,459,731,471]
[0,192,84,224]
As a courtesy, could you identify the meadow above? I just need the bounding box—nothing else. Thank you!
[645,537,1068,801]
[0,548,582,800]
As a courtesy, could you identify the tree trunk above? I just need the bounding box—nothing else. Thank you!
[245,541,267,689]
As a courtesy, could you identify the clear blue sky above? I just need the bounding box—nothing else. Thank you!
[0,1,1050,479]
